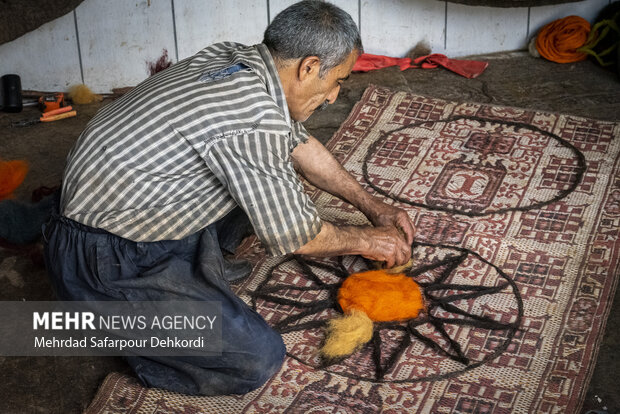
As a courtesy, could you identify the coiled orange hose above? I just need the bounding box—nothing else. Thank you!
[536,16,591,63]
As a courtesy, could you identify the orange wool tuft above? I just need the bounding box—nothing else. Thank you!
[536,16,591,63]
[338,270,424,322]
[0,160,28,200]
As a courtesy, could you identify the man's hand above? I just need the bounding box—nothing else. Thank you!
[294,222,412,269]
[361,225,412,268]
[363,198,416,245]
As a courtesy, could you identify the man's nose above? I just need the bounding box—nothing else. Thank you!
[327,84,341,104]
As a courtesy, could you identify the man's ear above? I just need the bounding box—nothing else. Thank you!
[298,56,321,81]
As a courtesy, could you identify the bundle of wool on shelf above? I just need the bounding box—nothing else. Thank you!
[536,15,591,63]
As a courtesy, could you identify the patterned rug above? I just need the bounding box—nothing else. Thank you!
[85,85,620,414]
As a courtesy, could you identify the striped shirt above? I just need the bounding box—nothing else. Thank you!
[60,42,322,255]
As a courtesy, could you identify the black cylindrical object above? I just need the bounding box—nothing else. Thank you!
[1,74,23,113]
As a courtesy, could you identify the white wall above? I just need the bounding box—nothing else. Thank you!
[0,0,610,93]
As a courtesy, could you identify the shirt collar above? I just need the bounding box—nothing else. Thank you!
[254,43,293,129]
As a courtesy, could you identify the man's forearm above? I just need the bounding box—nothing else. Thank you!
[291,136,378,218]
[295,222,367,257]
[294,221,410,268]
[291,135,416,263]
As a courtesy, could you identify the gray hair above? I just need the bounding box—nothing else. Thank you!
[263,0,363,77]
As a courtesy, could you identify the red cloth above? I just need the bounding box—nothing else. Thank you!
[352,53,488,79]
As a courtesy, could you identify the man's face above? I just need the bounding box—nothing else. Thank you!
[288,50,358,122]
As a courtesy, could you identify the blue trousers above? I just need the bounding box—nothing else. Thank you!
[42,209,285,395]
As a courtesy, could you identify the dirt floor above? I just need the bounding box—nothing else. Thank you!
[1,52,619,413]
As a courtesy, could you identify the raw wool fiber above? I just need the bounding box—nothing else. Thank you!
[0,160,28,200]
[319,268,425,360]
[320,309,373,359]
[68,84,102,105]
[371,257,413,273]
[85,85,620,414]
[338,270,424,322]
[536,15,591,63]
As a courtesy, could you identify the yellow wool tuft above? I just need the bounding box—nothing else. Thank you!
[320,309,373,359]
[68,84,103,104]
[372,257,414,274]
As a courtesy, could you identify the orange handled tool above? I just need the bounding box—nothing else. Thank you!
[11,108,77,128]
[40,110,77,122]
[41,105,73,118]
